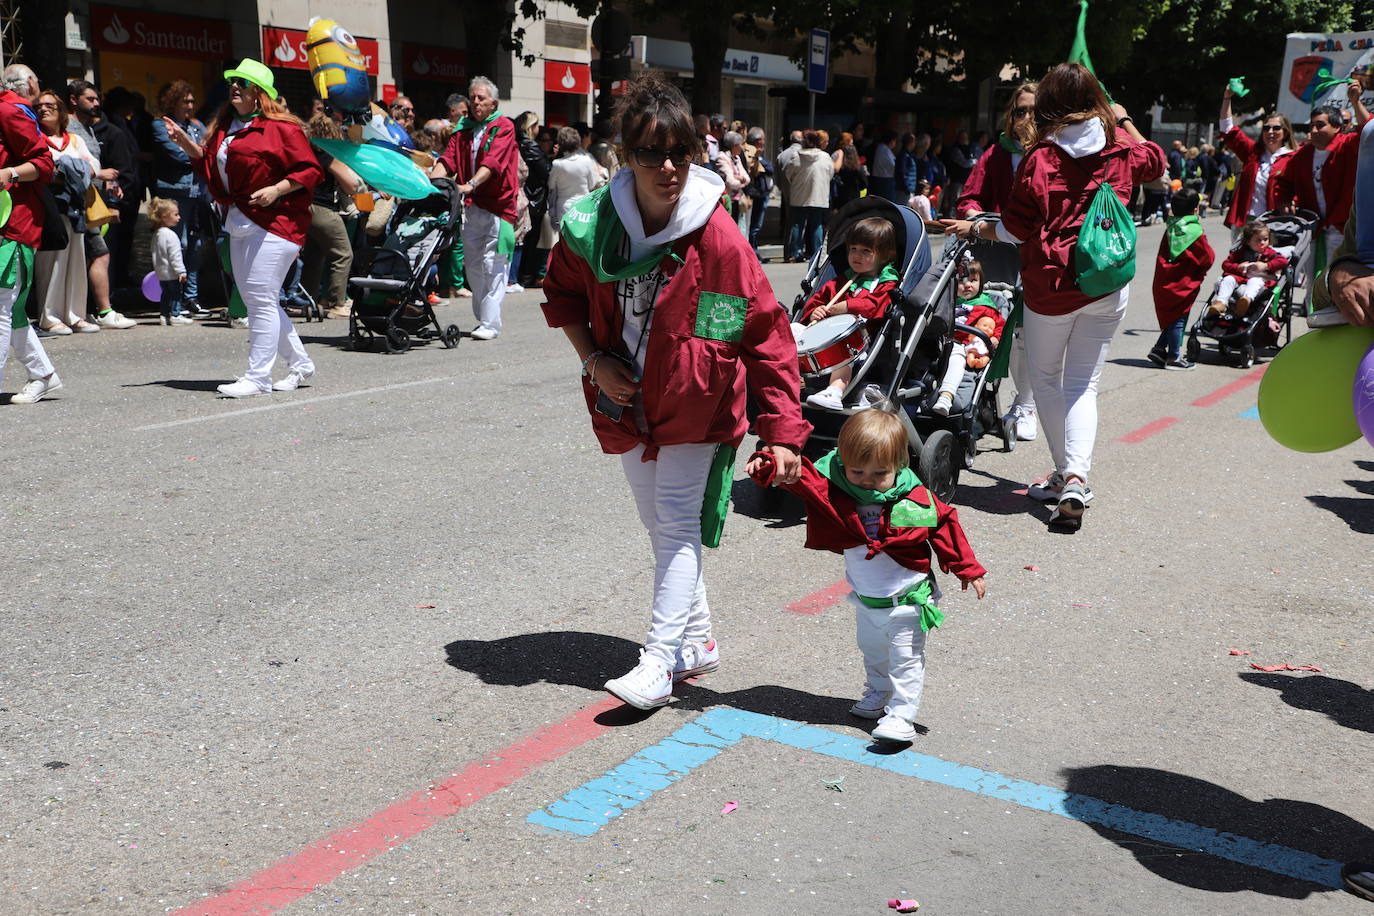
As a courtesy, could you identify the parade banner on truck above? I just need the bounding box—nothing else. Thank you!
[1278,31,1374,124]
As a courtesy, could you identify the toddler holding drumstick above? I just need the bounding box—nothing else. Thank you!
[795,217,900,409]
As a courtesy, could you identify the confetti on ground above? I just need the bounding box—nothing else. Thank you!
[1228,649,1252,656]
[888,899,920,912]
[1023,565,1040,571]
[1070,603,1092,608]
[1249,663,1323,673]
[823,777,845,792]
[720,801,738,815]
[415,605,437,609]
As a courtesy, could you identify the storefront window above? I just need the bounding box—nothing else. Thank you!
[732,83,764,129]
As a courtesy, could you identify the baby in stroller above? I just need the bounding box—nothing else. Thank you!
[1207,220,1289,319]
[930,258,1006,416]
[796,217,901,410]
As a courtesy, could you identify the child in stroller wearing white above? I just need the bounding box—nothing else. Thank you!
[930,258,1006,416]
[794,217,901,410]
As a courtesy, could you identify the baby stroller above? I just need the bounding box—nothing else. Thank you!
[1185,208,1317,369]
[790,197,1008,501]
[346,177,464,353]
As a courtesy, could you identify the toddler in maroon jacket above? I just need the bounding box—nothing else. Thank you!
[795,217,901,410]
[1209,220,1288,318]
[1149,188,1214,370]
[747,410,985,743]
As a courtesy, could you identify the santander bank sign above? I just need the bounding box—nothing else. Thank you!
[91,5,231,61]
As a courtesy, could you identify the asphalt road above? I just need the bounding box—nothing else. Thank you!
[1,215,1371,916]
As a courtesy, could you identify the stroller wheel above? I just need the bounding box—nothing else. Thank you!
[1186,336,1201,362]
[386,327,411,353]
[442,324,462,349]
[1001,415,1017,453]
[1238,344,1255,369]
[918,429,959,503]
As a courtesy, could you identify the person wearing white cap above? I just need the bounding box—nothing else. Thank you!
[163,59,323,397]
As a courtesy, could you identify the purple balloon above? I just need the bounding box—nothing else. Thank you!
[1355,341,1374,448]
[141,271,161,303]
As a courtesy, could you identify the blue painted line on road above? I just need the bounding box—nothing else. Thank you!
[528,708,1342,889]
[1238,405,1260,419]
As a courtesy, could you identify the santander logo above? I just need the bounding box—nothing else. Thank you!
[561,66,576,89]
[274,34,297,63]
[412,54,430,76]
[102,14,130,44]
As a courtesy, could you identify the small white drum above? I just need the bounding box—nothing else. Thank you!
[796,314,869,376]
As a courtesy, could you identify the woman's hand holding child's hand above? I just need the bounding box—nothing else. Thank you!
[962,576,986,599]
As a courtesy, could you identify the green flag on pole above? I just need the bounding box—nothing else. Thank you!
[1068,0,1095,74]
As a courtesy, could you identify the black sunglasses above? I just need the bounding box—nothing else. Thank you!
[1012,105,1033,118]
[1262,124,1285,131]
[228,78,250,90]
[632,145,692,168]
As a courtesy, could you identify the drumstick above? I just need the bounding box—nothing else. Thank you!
[811,276,856,323]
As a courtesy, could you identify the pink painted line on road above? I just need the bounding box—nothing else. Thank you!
[1190,365,1268,408]
[1115,416,1179,444]
[172,695,621,916]
[786,580,851,614]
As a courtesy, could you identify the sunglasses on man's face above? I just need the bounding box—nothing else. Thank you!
[631,145,692,168]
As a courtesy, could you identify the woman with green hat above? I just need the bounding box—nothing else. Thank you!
[163,58,323,398]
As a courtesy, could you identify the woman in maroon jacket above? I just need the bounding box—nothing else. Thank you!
[542,76,810,710]
[1218,85,1294,236]
[164,59,323,397]
[943,63,1165,527]
[0,67,55,396]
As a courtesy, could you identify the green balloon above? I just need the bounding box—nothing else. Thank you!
[1259,325,1374,452]
[0,190,11,229]
[309,138,436,201]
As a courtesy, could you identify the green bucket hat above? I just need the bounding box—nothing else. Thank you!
[223,58,279,100]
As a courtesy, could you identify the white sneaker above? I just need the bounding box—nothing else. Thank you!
[931,391,954,416]
[858,384,886,409]
[871,713,918,743]
[42,322,73,335]
[469,326,498,340]
[850,686,889,720]
[229,317,249,329]
[272,367,315,391]
[672,639,720,681]
[169,315,194,325]
[505,282,525,294]
[95,310,136,329]
[604,652,673,709]
[159,316,170,326]
[1027,470,1095,504]
[10,373,62,404]
[1307,307,1349,328]
[216,378,269,398]
[806,387,844,409]
[1004,404,1038,440]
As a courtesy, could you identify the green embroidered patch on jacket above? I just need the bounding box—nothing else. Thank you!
[694,292,747,342]
[889,496,937,528]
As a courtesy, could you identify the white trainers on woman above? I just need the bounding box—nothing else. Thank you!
[871,713,917,743]
[10,373,62,404]
[605,652,673,709]
[672,639,719,681]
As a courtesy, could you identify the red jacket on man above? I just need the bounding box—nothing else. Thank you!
[1221,127,1291,229]
[957,144,1018,216]
[198,116,322,246]
[0,90,55,250]
[438,114,519,223]
[802,274,899,322]
[542,203,811,456]
[1221,244,1288,285]
[1271,131,1359,232]
[748,453,986,582]
[1000,136,1165,315]
[1152,233,1215,328]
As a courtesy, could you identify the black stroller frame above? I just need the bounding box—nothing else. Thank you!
[346,177,464,354]
[1185,208,1317,369]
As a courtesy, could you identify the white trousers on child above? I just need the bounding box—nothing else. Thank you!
[936,342,967,400]
[852,594,928,722]
[621,442,716,669]
[1022,286,1129,482]
[1216,275,1266,303]
[228,216,314,392]
[462,207,508,335]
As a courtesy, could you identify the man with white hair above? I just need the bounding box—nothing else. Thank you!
[0,64,63,403]
[431,76,519,339]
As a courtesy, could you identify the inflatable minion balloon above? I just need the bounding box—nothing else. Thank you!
[306,17,370,114]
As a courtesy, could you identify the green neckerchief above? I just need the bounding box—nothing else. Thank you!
[456,110,500,132]
[1165,215,1204,261]
[957,291,997,309]
[560,184,677,283]
[1311,67,1348,98]
[998,131,1022,154]
[815,449,920,506]
[845,263,900,292]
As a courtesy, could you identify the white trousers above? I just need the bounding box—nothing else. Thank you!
[0,270,16,389]
[11,324,54,383]
[228,220,314,391]
[1216,275,1266,303]
[34,227,87,329]
[1008,328,1036,411]
[852,595,928,722]
[1022,286,1129,481]
[936,342,967,399]
[461,207,508,334]
[620,442,716,669]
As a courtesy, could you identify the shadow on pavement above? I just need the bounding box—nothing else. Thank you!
[121,378,225,392]
[1306,495,1374,534]
[1239,672,1374,734]
[958,467,1038,517]
[1062,764,1371,898]
[444,630,925,734]
[729,477,805,529]
[1107,357,1164,370]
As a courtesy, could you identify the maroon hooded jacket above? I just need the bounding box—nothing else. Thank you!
[0,90,55,250]
[438,115,519,224]
[749,453,985,582]
[198,117,322,246]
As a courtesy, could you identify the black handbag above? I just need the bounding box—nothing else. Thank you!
[37,185,70,252]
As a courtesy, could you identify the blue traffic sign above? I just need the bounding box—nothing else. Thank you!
[808,28,829,94]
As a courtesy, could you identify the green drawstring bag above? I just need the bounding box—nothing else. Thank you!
[699,444,738,549]
[1074,178,1137,299]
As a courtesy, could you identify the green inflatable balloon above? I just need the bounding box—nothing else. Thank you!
[1258,325,1374,452]
[310,138,436,201]
[0,190,11,229]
